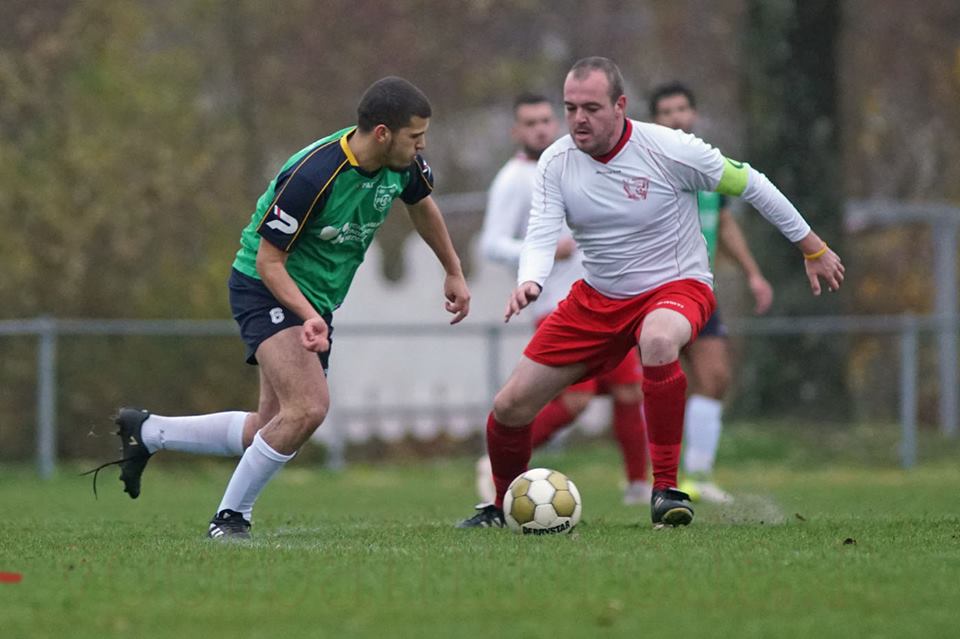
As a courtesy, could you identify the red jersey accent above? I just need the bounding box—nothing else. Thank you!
[591,119,633,164]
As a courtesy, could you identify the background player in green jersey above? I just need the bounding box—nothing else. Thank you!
[96,77,471,539]
[649,82,774,504]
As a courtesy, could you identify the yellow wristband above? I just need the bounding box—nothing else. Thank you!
[803,244,828,260]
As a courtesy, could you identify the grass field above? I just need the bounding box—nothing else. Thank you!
[1,423,959,639]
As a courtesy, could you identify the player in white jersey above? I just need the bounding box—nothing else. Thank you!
[458,57,843,529]
[650,82,774,505]
[472,94,650,508]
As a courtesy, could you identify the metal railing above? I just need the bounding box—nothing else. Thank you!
[0,313,955,476]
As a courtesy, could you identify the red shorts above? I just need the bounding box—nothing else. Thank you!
[533,315,644,394]
[525,278,716,383]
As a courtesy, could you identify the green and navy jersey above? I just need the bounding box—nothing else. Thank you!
[696,192,726,267]
[232,126,434,315]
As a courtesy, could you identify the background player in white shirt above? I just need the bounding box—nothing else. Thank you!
[459,57,843,529]
[474,94,650,508]
[650,82,774,505]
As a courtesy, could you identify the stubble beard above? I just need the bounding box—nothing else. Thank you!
[523,144,548,160]
[384,138,413,171]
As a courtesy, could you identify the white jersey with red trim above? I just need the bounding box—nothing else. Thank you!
[480,154,584,319]
[518,118,810,299]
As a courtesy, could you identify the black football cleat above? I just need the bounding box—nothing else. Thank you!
[651,487,694,528]
[115,408,153,499]
[82,408,153,499]
[207,509,252,540]
[456,503,506,529]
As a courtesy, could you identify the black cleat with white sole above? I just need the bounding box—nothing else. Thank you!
[208,509,252,540]
[456,503,505,529]
[651,488,694,528]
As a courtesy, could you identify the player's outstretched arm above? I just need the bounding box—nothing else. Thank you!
[648,127,846,300]
[406,196,471,324]
[712,158,844,298]
[255,240,329,352]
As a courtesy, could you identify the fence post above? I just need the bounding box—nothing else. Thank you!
[36,316,58,479]
[486,324,501,402]
[899,315,918,469]
[932,220,958,437]
[324,428,346,472]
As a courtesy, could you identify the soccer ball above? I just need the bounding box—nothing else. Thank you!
[503,468,582,535]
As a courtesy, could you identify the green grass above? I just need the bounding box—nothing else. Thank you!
[1,429,959,639]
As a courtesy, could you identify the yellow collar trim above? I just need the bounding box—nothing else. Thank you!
[339,128,359,167]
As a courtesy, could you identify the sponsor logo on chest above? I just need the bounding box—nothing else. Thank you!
[318,221,382,245]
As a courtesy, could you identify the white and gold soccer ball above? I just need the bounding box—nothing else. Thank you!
[503,468,582,535]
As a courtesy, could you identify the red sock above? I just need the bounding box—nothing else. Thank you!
[612,401,648,482]
[642,361,687,490]
[486,413,532,508]
[529,398,576,448]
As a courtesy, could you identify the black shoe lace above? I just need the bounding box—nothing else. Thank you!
[80,456,134,499]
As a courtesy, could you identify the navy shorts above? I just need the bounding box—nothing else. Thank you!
[228,269,333,372]
[698,308,728,338]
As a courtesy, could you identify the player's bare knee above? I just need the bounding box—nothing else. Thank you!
[282,400,328,431]
[493,390,536,426]
[292,412,326,446]
[303,403,328,430]
[492,398,527,425]
[491,390,511,421]
[639,333,680,366]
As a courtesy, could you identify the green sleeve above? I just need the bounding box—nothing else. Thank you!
[716,157,750,196]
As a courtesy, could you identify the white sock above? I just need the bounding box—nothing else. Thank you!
[216,431,294,520]
[683,395,723,476]
[140,411,247,456]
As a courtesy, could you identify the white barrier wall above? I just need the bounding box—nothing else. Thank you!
[313,238,612,449]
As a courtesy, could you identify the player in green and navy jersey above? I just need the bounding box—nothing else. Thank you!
[97,77,471,539]
[650,82,774,504]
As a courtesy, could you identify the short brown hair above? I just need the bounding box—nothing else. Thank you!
[569,57,625,103]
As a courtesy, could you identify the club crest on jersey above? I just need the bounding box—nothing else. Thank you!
[265,205,299,234]
[373,184,400,212]
[623,176,649,201]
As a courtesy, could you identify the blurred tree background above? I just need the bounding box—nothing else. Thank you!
[0,0,958,459]
[736,0,847,419]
